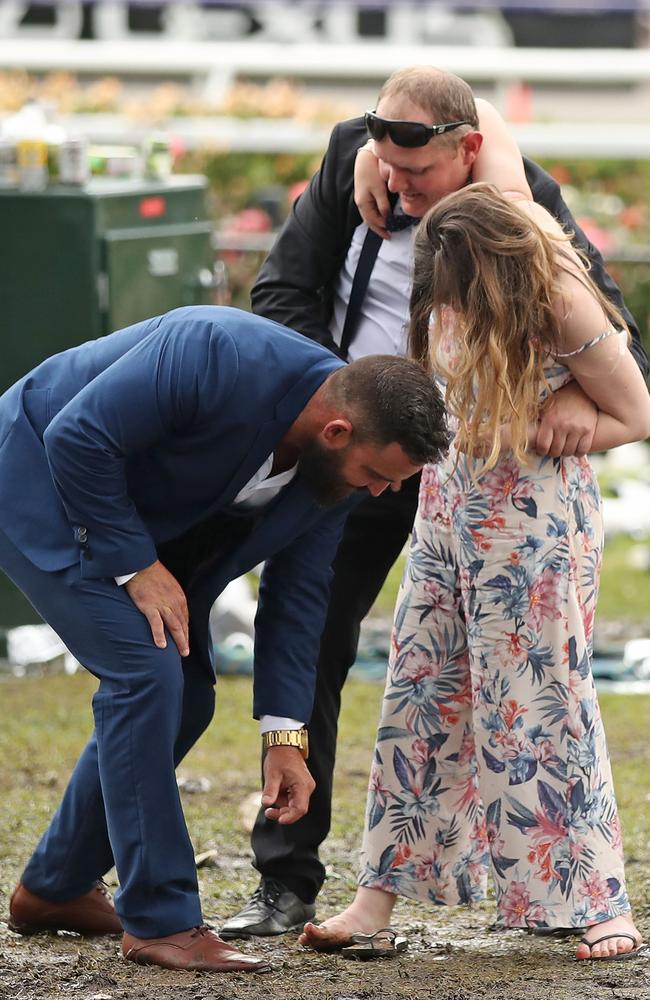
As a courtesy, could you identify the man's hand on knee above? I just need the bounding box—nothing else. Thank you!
[125,560,189,657]
[261,747,315,825]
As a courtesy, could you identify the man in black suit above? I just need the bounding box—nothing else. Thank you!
[221,66,647,939]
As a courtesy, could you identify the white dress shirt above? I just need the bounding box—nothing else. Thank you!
[329,221,414,360]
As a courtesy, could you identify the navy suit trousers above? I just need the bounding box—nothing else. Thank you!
[0,528,216,938]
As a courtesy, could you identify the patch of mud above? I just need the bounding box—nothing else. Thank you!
[2,902,649,1000]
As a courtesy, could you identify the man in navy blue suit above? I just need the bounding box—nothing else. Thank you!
[0,305,448,974]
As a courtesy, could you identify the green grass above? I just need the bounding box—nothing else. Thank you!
[1,672,648,920]
[596,534,650,623]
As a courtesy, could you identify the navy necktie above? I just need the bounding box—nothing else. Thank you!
[385,211,419,232]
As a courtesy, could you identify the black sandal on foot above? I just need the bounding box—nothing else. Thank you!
[341,927,408,961]
[578,931,648,962]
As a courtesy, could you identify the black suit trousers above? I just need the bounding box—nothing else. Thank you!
[251,473,421,902]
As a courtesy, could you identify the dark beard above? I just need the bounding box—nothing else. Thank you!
[297,439,360,508]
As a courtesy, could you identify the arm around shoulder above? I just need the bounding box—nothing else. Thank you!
[472,99,532,200]
[556,272,650,451]
[524,159,648,377]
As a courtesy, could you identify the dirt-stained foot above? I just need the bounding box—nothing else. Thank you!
[298,909,382,952]
[575,914,644,961]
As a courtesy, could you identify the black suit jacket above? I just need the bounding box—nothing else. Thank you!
[252,116,647,374]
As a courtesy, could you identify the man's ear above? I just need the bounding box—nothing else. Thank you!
[320,418,353,450]
[460,131,483,168]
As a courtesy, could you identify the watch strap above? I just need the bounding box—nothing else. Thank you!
[262,727,309,760]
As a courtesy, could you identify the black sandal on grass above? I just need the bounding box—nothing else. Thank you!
[341,927,408,961]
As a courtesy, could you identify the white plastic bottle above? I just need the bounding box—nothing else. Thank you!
[2,100,64,191]
[3,100,51,191]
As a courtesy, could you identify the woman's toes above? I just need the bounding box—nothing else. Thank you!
[299,921,333,945]
[576,916,642,960]
[299,916,356,950]
[594,938,616,959]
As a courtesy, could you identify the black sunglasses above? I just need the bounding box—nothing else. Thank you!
[364,110,471,148]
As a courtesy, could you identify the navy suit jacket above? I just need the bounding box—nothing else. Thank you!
[0,306,352,722]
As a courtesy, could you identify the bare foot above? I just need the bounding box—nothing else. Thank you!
[300,887,396,952]
[575,914,643,960]
[299,908,384,952]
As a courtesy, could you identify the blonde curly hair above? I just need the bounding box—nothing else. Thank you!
[409,183,627,473]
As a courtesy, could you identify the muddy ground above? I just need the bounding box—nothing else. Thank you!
[2,855,649,1000]
[1,674,649,1000]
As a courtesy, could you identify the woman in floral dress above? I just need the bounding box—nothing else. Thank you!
[301,184,650,960]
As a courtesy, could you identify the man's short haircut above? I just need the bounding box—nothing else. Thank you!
[326,355,449,466]
[378,66,479,138]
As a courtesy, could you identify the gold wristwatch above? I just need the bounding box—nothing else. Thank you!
[262,727,309,760]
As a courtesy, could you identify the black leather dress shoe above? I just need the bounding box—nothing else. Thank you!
[220,878,315,939]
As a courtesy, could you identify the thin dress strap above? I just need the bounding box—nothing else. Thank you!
[554,327,620,358]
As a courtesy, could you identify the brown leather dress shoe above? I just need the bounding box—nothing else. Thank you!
[122,925,272,973]
[9,881,122,935]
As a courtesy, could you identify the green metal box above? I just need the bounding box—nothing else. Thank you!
[0,175,215,634]
[0,174,214,393]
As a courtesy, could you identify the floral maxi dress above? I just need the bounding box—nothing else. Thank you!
[358,335,630,929]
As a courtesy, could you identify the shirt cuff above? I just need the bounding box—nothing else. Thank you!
[260,715,305,734]
[115,572,137,586]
